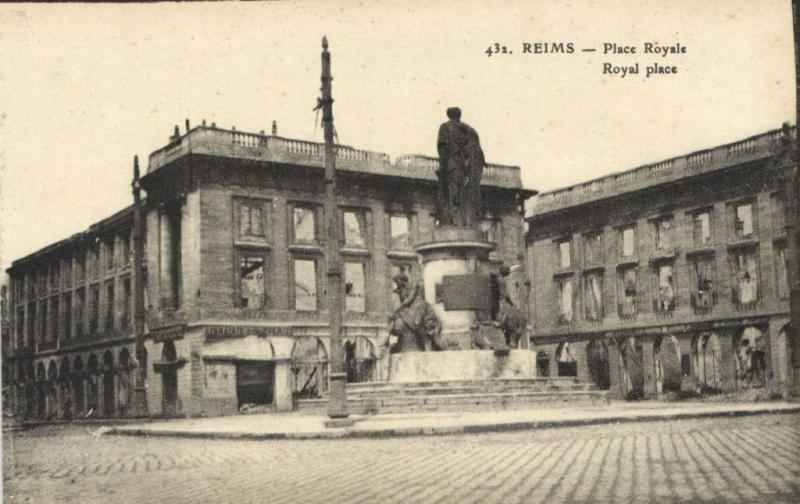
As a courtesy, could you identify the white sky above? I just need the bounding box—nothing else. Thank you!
[0,0,795,274]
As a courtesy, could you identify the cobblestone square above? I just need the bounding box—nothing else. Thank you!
[4,413,799,503]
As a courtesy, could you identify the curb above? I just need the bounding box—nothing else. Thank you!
[105,405,800,441]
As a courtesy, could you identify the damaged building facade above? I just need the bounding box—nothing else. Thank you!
[4,124,530,419]
[527,127,794,399]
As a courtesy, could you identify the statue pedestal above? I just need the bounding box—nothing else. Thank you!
[415,226,495,349]
[389,349,534,382]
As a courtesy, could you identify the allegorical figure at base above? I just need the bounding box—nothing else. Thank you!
[436,107,486,227]
[388,268,447,352]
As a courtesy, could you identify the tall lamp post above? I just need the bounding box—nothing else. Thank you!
[131,155,149,416]
[320,36,348,419]
[789,0,800,392]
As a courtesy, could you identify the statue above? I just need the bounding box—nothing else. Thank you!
[436,107,486,226]
[388,269,447,352]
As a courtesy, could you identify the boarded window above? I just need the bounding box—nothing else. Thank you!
[693,211,711,245]
[294,259,317,311]
[655,217,673,251]
[558,240,571,268]
[733,250,758,305]
[557,277,573,322]
[621,227,635,257]
[584,233,603,264]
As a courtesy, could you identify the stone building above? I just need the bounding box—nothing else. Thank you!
[526,127,793,399]
[4,123,532,419]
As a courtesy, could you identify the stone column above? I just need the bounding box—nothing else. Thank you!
[718,330,737,393]
[273,359,293,412]
[573,341,589,384]
[607,340,622,399]
[641,338,657,398]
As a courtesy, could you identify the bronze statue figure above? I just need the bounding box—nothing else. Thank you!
[388,269,447,352]
[436,107,486,226]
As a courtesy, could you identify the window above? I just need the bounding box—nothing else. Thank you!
[120,234,131,268]
[37,272,47,296]
[26,303,35,346]
[88,246,99,278]
[654,216,674,251]
[584,233,603,265]
[389,214,411,250]
[583,271,603,320]
[344,262,366,312]
[75,288,85,338]
[693,211,712,245]
[343,210,367,247]
[50,298,59,341]
[76,254,86,282]
[772,193,785,235]
[238,252,267,309]
[238,199,266,238]
[63,258,72,286]
[63,293,72,340]
[557,239,571,269]
[654,263,676,313]
[292,206,317,243]
[690,256,715,312]
[90,285,100,335]
[50,264,60,291]
[732,249,758,306]
[618,267,638,317]
[620,226,635,258]
[159,207,181,310]
[776,243,789,300]
[105,239,115,271]
[734,203,754,238]
[556,277,573,323]
[39,301,47,343]
[293,258,317,311]
[121,279,131,328]
[105,282,115,331]
[16,307,24,347]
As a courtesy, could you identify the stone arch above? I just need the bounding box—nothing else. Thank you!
[117,348,133,416]
[72,355,85,417]
[694,333,722,390]
[46,360,58,419]
[136,343,148,382]
[618,337,644,399]
[555,342,577,377]
[86,354,100,416]
[102,351,116,416]
[59,358,72,420]
[290,337,329,399]
[343,336,377,383]
[654,335,681,394]
[586,339,610,390]
[734,326,766,388]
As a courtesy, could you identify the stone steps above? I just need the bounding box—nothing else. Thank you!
[295,379,609,415]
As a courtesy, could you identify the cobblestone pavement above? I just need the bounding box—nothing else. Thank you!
[4,413,800,503]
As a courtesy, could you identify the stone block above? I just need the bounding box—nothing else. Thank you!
[388,349,534,382]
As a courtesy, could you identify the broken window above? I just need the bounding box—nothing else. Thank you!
[293,258,317,311]
[618,266,638,317]
[654,263,675,313]
[557,240,571,269]
[63,293,71,340]
[238,253,267,309]
[556,277,573,323]
[75,288,85,339]
[238,199,265,238]
[344,262,366,313]
[693,211,712,245]
[90,285,100,334]
[292,206,316,243]
[389,214,411,250]
[690,256,715,312]
[584,271,603,321]
[776,243,789,300]
[105,239,115,271]
[343,210,367,247]
[621,226,635,257]
[732,250,758,306]
[655,216,674,251]
[121,279,131,328]
[735,203,754,238]
[556,342,577,377]
[735,327,766,388]
[105,282,114,331]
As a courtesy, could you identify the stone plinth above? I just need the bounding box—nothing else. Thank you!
[415,226,495,349]
[388,349,534,382]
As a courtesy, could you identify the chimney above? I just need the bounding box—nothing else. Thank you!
[272,120,278,136]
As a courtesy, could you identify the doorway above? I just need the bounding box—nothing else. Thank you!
[236,361,275,407]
